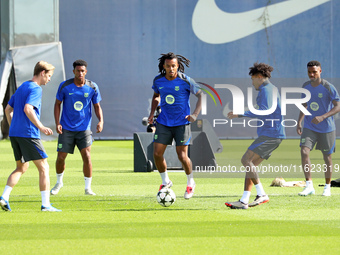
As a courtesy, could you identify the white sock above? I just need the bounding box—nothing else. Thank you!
[306,180,313,188]
[84,177,92,190]
[41,190,50,207]
[160,171,170,185]
[240,191,251,204]
[255,183,266,196]
[187,172,195,186]
[56,173,64,184]
[2,185,13,201]
[325,184,331,189]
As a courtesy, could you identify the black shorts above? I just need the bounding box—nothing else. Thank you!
[300,128,336,154]
[248,136,282,160]
[154,123,192,146]
[10,137,48,163]
[57,129,93,154]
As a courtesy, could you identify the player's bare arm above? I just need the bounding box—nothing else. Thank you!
[227,111,238,119]
[148,92,160,124]
[296,103,307,135]
[24,103,53,136]
[54,99,63,134]
[186,90,202,122]
[5,104,13,126]
[312,100,340,125]
[94,102,104,133]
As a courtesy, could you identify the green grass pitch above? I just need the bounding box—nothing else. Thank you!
[0,139,340,254]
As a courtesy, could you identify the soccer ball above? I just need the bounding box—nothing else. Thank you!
[156,188,176,207]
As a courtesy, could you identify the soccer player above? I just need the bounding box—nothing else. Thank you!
[50,60,103,196]
[0,61,60,212]
[225,62,285,209]
[297,61,340,197]
[148,52,202,199]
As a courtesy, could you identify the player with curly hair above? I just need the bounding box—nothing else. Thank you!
[225,62,286,209]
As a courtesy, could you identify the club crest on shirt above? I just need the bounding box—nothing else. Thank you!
[84,93,89,98]
[318,93,323,98]
[175,86,180,91]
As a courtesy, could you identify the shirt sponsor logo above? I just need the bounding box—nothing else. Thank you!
[310,102,319,111]
[165,95,175,105]
[74,101,84,111]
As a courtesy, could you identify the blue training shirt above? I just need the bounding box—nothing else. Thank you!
[56,79,101,131]
[242,81,286,139]
[302,79,340,133]
[152,72,200,127]
[8,80,42,138]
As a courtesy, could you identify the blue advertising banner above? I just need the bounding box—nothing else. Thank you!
[59,0,339,139]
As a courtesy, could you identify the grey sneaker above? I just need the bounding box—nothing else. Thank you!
[50,183,63,195]
[184,183,196,199]
[298,186,315,196]
[85,189,96,195]
[225,200,248,209]
[249,195,269,207]
[159,180,173,191]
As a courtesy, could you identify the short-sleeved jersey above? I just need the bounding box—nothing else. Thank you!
[242,81,286,139]
[56,78,101,131]
[152,72,200,127]
[8,80,42,138]
[302,79,340,133]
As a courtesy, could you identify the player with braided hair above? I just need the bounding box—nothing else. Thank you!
[158,52,190,75]
[148,52,202,199]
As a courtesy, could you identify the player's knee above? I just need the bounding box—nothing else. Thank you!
[56,157,65,166]
[38,163,50,174]
[176,151,189,163]
[241,155,250,166]
[323,153,332,163]
[82,155,91,165]
[153,150,164,160]
[17,166,28,174]
[57,153,67,162]
[300,147,310,158]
